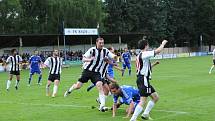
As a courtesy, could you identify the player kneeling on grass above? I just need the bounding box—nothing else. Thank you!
[5,49,23,91]
[110,83,140,118]
[130,39,168,121]
[43,50,62,98]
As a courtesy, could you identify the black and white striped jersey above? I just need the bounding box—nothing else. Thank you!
[100,62,109,78]
[6,55,22,71]
[44,57,62,75]
[136,51,155,77]
[83,47,115,73]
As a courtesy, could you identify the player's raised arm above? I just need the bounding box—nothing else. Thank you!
[43,57,50,68]
[154,40,168,54]
[152,61,160,68]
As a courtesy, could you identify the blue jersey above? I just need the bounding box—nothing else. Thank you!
[122,52,131,64]
[108,59,116,74]
[113,85,140,105]
[29,55,42,71]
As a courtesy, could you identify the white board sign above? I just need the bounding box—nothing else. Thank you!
[64,28,98,35]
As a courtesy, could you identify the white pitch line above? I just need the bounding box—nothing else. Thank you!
[0,101,189,115]
[153,109,188,114]
[153,113,180,120]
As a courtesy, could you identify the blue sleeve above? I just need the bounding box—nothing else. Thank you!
[29,57,32,63]
[113,95,119,103]
[39,56,42,63]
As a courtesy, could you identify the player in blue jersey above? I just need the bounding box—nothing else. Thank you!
[110,83,140,118]
[28,51,42,86]
[121,48,131,76]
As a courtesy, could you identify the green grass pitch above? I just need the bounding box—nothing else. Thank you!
[0,56,215,121]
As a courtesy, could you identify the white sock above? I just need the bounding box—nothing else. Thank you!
[209,66,214,73]
[46,85,50,95]
[6,80,11,89]
[99,92,106,110]
[130,104,143,121]
[52,85,58,96]
[15,80,19,87]
[68,85,75,92]
[143,100,155,115]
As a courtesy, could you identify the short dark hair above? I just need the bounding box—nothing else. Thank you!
[109,83,120,90]
[108,46,113,50]
[96,37,104,42]
[11,49,17,54]
[138,39,148,50]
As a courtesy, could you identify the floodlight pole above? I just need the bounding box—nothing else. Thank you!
[62,21,67,61]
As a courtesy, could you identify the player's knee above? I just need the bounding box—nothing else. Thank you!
[153,95,159,103]
[96,81,103,87]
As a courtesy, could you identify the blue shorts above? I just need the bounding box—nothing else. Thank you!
[30,69,41,75]
[123,63,131,70]
[107,71,114,78]
[120,99,139,109]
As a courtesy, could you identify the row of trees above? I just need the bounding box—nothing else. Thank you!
[0,0,214,47]
[0,0,104,34]
[105,0,215,47]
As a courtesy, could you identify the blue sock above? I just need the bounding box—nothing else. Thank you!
[29,74,33,84]
[38,75,42,84]
[87,83,96,92]
[129,69,131,76]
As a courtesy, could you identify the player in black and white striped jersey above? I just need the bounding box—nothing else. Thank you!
[64,38,116,112]
[44,50,62,98]
[5,49,22,91]
[130,39,168,121]
[209,48,215,74]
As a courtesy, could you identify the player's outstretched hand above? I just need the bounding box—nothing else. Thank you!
[155,61,160,65]
[103,56,109,62]
[162,40,168,45]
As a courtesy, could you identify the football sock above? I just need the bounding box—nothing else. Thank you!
[15,80,20,87]
[99,92,106,110]
[38,75,42,84]
[129,69,131,76]
[6,80,11,89]
[130,104,143,121]
[143,100,155,115]
[28,74,33,84]
[53,85,58,96]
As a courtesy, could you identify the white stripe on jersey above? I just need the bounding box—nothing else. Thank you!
[83,47,115,73]
[6,55,22,71]
[213,49,215,59]
[136,51,154,77]
[44,57,62,75]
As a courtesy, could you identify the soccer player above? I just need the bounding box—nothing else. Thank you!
[209,48,215,74]
[110,83,140,118]
[122,48,131,76]
[86,46,122,92]
[43,50,62,98]
[64,37,116,111]
[130,39,168,121]
[107,47,124,79]
[28,50,42,86]
[5,49,23,91]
